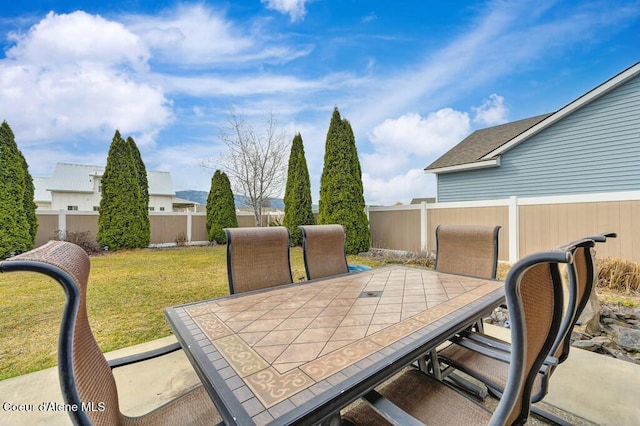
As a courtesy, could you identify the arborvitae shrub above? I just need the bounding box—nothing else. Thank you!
[318,107,370,254]
[283,133,315,245]
[0,121,32,258]
[97,130,150,250]
[206,170,238,244]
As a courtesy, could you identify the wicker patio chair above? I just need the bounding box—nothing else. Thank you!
[428,224,501,370]
[434,224,501,279]
[342,246,572,426]
[299,224,350,280]
[436,233,615,425]
[224,226,293,294]
[299,224,371,280]
[0,240,221,426]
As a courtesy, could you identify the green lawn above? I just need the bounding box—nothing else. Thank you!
[0,245,382,380]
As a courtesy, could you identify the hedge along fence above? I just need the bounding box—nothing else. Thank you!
[34,210,285,248]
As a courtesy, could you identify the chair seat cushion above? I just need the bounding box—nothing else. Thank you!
[342,369,492,426]
[439,342,544,401]
[126,385,221,426]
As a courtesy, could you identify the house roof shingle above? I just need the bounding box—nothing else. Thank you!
[424,113,552,171]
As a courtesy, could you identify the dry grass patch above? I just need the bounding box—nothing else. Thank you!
[496,262,511,280]
[0,245,382,380]
[596,257,640,294]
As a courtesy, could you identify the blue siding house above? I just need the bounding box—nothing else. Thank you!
[425,62,640,202]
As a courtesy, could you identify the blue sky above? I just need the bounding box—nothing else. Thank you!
[1,1,639,205]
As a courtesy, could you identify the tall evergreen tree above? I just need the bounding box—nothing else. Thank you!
[283,133,303,211]
[97,130,149,250]
[127,136,150,246]
[20,153,38,246]
[318,107,370,254]
[0,121,32,258]
[283,133,315,245]
[206,170,238,244]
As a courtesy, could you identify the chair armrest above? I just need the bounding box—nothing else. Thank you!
[542,355,559,369]
[447,338,512,364]
[362,390,425,426]
[590,232,617,242]
[108,341,181,369]
[454,330,512,353]
[456,331,558,368]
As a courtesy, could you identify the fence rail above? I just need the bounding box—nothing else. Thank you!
[368,190,640,263]
[34,210,285,248]
[34,190,640,263]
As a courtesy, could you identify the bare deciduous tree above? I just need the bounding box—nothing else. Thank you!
[203,112,289,226]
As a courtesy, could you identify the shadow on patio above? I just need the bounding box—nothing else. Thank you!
[1,323,638,426]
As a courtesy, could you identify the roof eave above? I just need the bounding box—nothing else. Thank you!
[424,158,500,175]
[47,189,94,194]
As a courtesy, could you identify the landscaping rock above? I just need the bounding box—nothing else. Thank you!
[491,298,639,364]
[485,306,509,327]
[616,328,640,352]
[572,336,612,351]
[572,300,639,363]
[576,289,601,335]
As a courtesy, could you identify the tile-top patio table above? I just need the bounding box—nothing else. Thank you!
[165,265,504,425]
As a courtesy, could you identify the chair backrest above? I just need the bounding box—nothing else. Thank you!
[490,248,571,426]
[551,233,615,362]
[224,227,293,294]
[434,225,501,279]
[299,224,349,280]
[1,241,123,426]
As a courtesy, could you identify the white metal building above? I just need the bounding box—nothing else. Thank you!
[34,163,190,212]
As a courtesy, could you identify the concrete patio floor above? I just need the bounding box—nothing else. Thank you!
[0,324,638,425]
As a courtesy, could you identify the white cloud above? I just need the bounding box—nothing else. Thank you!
[362,13,377,24]
[356,108,470,203]
[363,168,434,206]
[144,142,217,191]
[361,152,411,176]
[473,94,508,125]
[261,0,310,22]
[122,4,316,68]
[125,4,256,66]
[6,11,149,70]
[358,107,480,204]
[132,129,161,148]
[154,73,368,98]
[0,11,173,145]
[361,108,470,177]
[369,109,470,156]
[162,73,330,97]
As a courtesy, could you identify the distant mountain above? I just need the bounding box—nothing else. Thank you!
[175,190,284,209]
[175,190,208,205]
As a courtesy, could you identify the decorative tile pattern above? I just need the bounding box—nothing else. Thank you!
[245,367,315,407]
[214,334,269,377]
[189,313,233,340]
[175,265,504,423]
[301,338,382,381]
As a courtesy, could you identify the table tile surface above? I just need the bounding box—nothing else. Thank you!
[169,265,503,425]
